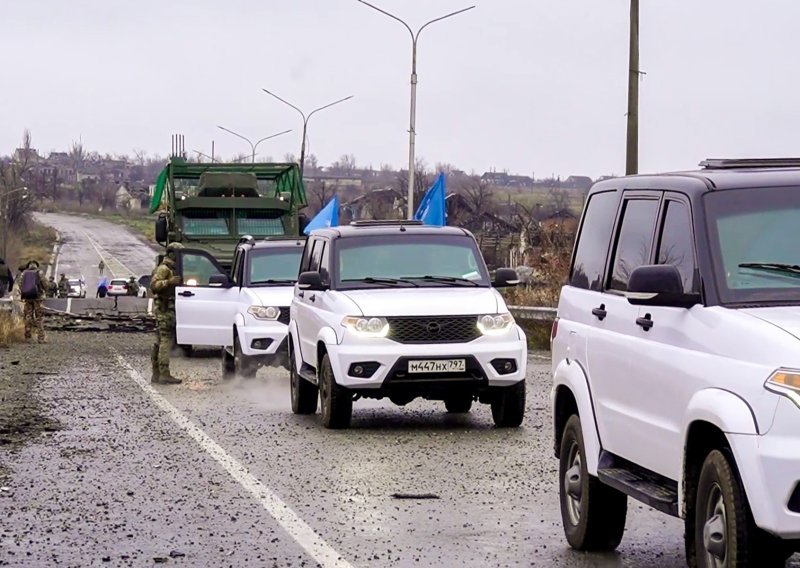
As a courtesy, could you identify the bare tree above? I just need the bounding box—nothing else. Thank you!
[0,130,36,228]
[305,153,319,171]
[284,152,297,164]
[309,181,334,213]
[330,154,357,175]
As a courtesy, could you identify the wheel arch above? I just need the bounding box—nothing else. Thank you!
[552,358,602,475]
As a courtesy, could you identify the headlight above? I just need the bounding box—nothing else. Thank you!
[765,369,800,408]
[342,316,389,338]
[477,313,515,335]
[247,306,281,321]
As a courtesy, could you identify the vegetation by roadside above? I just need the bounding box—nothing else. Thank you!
[0,312,25,348]
[4,216,57,276]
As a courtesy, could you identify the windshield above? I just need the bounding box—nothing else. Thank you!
[68,279,80,286]
[182,209,230,236]
[336,235,489,289]
[249,248,303,284]
[706,186,800,304]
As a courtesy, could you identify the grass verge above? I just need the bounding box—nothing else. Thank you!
[0,312,25,348]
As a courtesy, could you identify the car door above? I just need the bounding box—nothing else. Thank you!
[175,249,239,347]
[293,238,326,367]
[588,192,662,463]
[624,194,705,479]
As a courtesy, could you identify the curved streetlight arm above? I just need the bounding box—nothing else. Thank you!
[307,96,355,122]
[262,89,307,122]
[416,6,476,39]
[217,125,255,153]
[356,0,413,40]
[253,129,293,153]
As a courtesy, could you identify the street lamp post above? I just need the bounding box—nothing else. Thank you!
[261,90,353,177]
[356,0,475,219]
[216,126,293,163]
[1,185,28,261]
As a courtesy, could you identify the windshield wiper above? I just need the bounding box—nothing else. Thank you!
[406,275,480,287]
[738,262,800,276]
[343,277,419,287]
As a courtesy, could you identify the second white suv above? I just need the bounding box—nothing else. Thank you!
[552,159,800,567]
[173,236,305,377]
[288,220,528,429]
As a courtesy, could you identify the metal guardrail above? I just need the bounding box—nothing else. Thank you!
[508,305,558,321]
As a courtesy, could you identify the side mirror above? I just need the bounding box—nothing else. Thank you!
[155,216,168,243]
[297,271,327,291]
[626,264,700,308]
[209,273,231,288]
[493,268,521,288]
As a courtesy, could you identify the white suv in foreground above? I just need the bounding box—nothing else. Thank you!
[174,236,304,377]
[288,221,528,429]
[552,158,800,567]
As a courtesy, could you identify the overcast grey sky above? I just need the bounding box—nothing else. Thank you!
[2,0,799,178]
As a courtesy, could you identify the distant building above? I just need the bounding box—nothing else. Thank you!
[564,175,593,190]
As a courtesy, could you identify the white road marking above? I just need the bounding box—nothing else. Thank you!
[112,352,353,568]
[81,229,118,278]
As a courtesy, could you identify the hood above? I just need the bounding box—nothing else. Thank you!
[342,287,500,317]
[246,286,294,308]
[741,306,800,341]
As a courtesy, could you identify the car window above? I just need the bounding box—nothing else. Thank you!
[248,248,303,284]
[569,191,618,290]
[608,198,660,291]
[231,249,243,285]
[299,238,315,273]
[656,200,697,293]
[179,251,226,287]
[309,240,325,273]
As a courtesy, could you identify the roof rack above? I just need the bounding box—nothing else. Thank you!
[349,220,424,227]
[699,158,800,170]
[238,235,255,245]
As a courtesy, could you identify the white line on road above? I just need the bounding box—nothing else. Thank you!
[112,352,353,568]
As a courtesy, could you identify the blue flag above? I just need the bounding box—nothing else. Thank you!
[414,172,447,226]
[304,195,339,235]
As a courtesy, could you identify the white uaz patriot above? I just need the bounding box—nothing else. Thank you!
[173,236,304,377]
[287,220,528,429]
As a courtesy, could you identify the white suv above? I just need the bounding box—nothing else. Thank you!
[552,158,800,567]
[173,236,305,377]
[288,221,528,429]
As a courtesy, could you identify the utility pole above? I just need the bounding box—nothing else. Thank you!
[625,0,639,176]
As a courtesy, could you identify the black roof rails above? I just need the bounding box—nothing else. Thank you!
[349,220,424,227]
[700,158,800,169]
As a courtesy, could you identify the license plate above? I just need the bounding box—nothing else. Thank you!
[408,359,466,373]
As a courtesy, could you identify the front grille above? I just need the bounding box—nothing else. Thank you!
[386,316,480,344]
[278,307,291,325]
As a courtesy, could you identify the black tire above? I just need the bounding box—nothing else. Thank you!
[221,346,235,380]
[445,396,473,413]
[290,346,317,415]
[490,380,526,427]
[233,335,257,378]
[559,415,627,551]
[693,449,787,568]
[318,353,351,429]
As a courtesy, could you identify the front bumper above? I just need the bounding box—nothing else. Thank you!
[326,326,527,390]
[731,397,800,539]
[239,321,289,359]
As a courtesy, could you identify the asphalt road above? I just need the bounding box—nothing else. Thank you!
[35,212,157,289]
[2,213,796,567]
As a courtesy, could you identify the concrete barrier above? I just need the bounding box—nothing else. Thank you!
[43,296,153,316]
[508,305,557,321]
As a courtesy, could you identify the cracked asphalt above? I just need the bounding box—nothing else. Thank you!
[1,214,796,567]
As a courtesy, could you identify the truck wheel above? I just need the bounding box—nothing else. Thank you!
[319,353,351,429]
[490,381,526,427]
[693,449,785,567]
[445,396,473,413]
[290,346,317,414]
[221,346,235,380]
[559,415,627,551]
[233,335,257,378]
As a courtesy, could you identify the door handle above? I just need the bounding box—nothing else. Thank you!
[636,313,654,331]
[298,291,304,299]
[309,294,316,303]
[179,291,195,297]
[591,304,607,321]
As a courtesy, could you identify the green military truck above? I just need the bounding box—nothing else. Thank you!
[149,159,308,269]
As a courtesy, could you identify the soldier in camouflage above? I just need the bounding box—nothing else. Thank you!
[150,243,183,384]
[21,260,46,343]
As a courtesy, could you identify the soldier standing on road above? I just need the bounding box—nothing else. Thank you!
[150,243,183,385]
[0,257,12,297]
[57,273,69,298]
[19,260,46,343]
[126,276,140,297]
[98,260,105,276]
[46,276,58,298]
